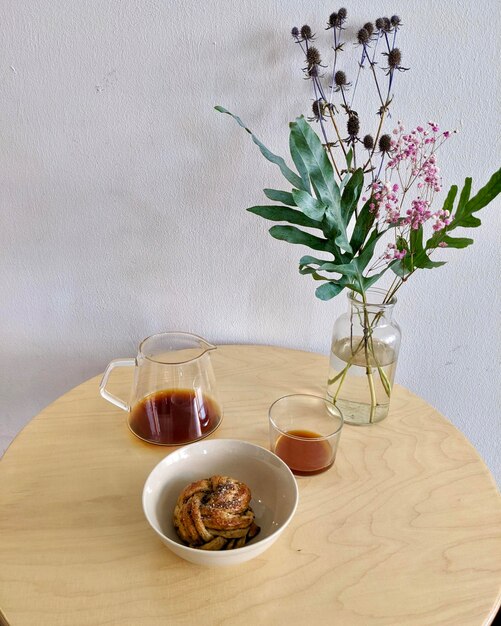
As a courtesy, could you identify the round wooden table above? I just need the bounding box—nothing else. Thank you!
[1,345,500,625]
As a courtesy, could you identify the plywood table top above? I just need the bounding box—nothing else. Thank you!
[1,345,500,625]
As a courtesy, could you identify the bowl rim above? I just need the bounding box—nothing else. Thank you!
[142,438,299,557]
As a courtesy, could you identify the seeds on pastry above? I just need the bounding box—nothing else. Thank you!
[173,475,261,551]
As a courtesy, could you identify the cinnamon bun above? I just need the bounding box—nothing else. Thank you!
[173,475,260,550]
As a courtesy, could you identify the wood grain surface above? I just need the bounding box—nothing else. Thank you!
[1,345,500,626]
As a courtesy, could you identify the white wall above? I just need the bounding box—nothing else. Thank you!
[1,1,500,484]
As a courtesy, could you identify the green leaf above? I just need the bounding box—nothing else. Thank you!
[313,260,359,276]
[415,257,446,269]
[410,226,424,255]
[215,106,307,191]
[457,177,472,214]
[391,260,407,278]
[299,255,328,267]
[341,168,364,223]
[345,148,353,171]
[263,189,296,206]
[355,229,385,273]
[442,184,458,215]
[299,267,326,279]
[450,169,501,230]
[289,117,351,253]
[350,200,375,254]
[289,117,335,202]
[440,235,474,249]
[269,225,331,251]
[292,189,327,221]
[247,206,321,229]
[361,269,389,290]
[315,278,350,301]
[289,133,311,193]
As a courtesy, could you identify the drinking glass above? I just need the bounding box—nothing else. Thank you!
[269,394,343,475]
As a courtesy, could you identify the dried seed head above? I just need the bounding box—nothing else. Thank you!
[390,15,401,27]
[306,46,321,67]
[291,26,299,38]
[328,12,338,28]
[312,100,322,119]
[357,28,370,44]
[334,70,347,86]
[347,116,360,137]
[379,134,392,153]
[387,48,402,68]
[363,134,374,150]
[300,24,314,40]
[338,8,347,21]
[327,8,347,28]
[382,17,392,32]
[375,17,385,30]
[363,22,374,37]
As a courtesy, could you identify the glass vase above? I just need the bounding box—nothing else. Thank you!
[327,289,401,425]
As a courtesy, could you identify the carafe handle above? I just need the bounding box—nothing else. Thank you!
[99,358,136,412]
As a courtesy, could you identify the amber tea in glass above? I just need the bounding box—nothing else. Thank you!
[269,394,343,475]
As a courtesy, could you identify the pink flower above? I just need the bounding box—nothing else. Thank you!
[432,209,451,231]
[384,243,407,261]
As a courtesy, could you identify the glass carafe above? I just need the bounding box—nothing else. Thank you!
[100,332,222,445]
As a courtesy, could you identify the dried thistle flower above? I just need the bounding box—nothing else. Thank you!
[309,99,326,122]
[300,24,314,41]
[347,115,360,137]
[306,47,322,68]
[327,8,347,29]
[334,70,347,86]
[375,17,392,32]
[357,28,370,45]
[327,12,338,29]
[379,134,392,153]
[338,8,347,22]
[387,48,402,69]
[363,22,374,37]
[363,134,374,150]
[390,15,402,27]
[291,26,299,38]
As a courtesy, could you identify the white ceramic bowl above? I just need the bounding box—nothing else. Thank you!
[142,439,298,566]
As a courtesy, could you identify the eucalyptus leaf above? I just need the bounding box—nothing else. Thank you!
[215,106,307,191]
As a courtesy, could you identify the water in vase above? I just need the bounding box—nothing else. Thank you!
[327,336,397,425]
